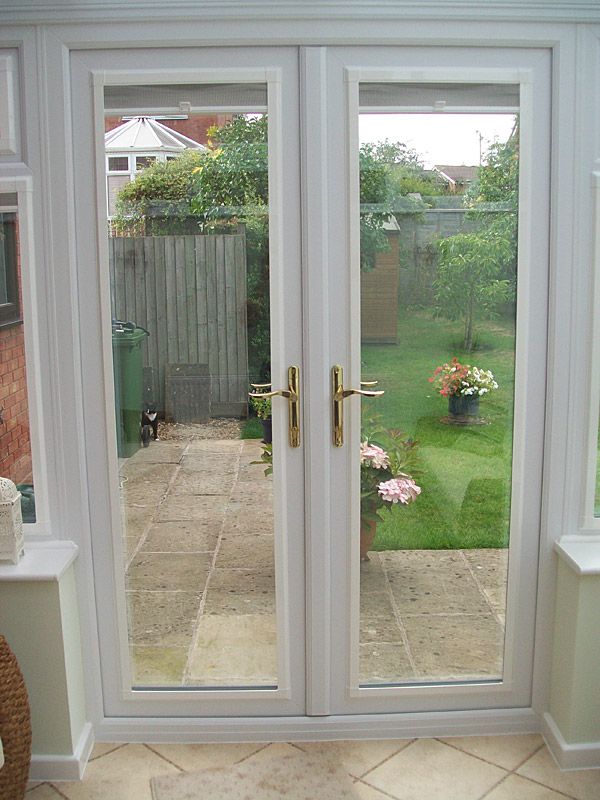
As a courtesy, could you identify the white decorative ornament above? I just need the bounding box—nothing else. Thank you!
[0,477,24,564]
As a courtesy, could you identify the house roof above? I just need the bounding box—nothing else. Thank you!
[105,116,207,153]
[434,164,479,184]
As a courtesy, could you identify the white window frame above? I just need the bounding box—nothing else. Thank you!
[0,174,50,536]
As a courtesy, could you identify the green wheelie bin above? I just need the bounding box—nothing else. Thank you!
[112,320,149,458]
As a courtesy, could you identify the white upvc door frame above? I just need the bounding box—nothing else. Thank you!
[322,45,551,715]
[67,38,553,735]
[69,46,306,718]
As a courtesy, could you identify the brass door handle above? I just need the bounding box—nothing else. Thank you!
[249,366,300,447]
[332,365,384,447]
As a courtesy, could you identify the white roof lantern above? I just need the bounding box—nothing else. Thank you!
[105,117,207,154]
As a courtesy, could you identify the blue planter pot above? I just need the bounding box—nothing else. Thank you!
[448,394,480,418]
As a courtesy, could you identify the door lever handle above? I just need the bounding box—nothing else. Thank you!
[332,365,384,447]
[249,366,300,447]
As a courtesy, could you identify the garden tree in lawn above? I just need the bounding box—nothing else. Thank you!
[434,123,518,351]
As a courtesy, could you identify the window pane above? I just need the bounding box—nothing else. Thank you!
[135,155,157,170]
[0,206,35,522]
[108,156,129,172]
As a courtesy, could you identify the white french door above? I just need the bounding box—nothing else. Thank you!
[318,46,550,716]
[70,44,550,725]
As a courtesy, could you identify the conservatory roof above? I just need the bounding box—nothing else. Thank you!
[105,116,207,153]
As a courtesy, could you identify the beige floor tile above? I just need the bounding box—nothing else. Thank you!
[439,734,544,770]
[363,738,506,800]
[145,741,266,772]
[26,785,64,799]
[484,773,573,799]
[296,739,412,778]
[243,743,303,763]
[517,747,600,800]
[89,743,125,760]
[57,743,179,800]
[353,780,398,799]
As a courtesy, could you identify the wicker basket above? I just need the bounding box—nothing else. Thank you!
[0,635,31,799]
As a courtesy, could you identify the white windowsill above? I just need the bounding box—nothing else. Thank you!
[554,539,600,576]
[0,540,78,581]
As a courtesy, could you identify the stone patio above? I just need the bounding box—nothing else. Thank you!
[119,439,507,687]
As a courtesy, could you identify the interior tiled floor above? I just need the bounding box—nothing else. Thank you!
[27,736,600,799]
[121,439,508,687]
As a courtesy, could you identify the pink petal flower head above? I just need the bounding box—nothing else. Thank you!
[360,442,390,469]
[377,475,421,505]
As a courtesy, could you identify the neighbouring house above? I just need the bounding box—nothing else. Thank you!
[433,164,479,193]
[105,116,207,220]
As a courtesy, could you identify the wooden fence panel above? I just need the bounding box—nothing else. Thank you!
[108,233,249,417]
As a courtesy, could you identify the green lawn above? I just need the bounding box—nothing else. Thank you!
[361,310,515,550]
[241,309,516,550]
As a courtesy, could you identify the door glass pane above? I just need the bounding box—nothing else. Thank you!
[104,92,276,688]
[358,98,518,685]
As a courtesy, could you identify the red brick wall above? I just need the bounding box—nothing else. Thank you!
[0,224,32,485]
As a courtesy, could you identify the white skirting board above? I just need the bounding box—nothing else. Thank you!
[28,722,94,782]
[543,713,600,771]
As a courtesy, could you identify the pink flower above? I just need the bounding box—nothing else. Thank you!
[360,442,390,469]
[377,475,421,505]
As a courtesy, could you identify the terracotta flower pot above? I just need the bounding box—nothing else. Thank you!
[360,517,378,561]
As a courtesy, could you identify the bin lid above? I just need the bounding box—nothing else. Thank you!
[112,320,149,341]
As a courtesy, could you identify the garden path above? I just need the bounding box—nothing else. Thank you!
[119,439,507,686]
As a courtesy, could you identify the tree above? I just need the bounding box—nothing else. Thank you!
[435,232,513,352]
[434,124,519,351]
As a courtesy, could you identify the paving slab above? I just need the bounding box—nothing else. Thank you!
[187,614,277,685]
[126,552,211,591]
[126,590,203,646]
[216,534,275,569]
[127,442,186,464]
[403,612,504,680]
[131,645,188,685]
[359,642,415,684]
[169,470,237,495]
[157,495,227,522]
[141,522,219,553]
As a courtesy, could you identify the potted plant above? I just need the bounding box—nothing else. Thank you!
[428,357,498,420]
[253,417,421,561]
[359,420,421,560]
[249,394,272,443]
